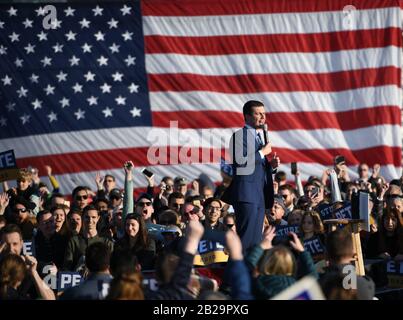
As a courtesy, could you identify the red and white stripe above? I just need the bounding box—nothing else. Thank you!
[10,0,403,195]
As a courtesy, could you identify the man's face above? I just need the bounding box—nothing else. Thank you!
[169,197,184,213]
[164,179,174,195]
[17,178,30,191]
[75,190,89,209]
[104,176,116,192]
[14,204,29,224]
[384,215,397,233]
[279,189,294,207]
[53,209,65,230]
[136,199,154,221]
[110,196,122,208]
[84,209,100,231]
[270,202,285,221]
[39,213,55,237]
[2,232,23,255]
[390,198,403,213]
[96,201,109,212]
[207,201,221,223]
[174,183,187,195]
[52,196,65,207]
[358,164,369,179]
[245,106,266,129]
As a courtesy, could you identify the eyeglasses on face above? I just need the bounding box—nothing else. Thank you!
[138,202,152,207]
[76,195,88,201]
[209,206,221,212]
[226,224,234,228]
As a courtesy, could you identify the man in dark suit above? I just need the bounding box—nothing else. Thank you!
[222,100,280,252]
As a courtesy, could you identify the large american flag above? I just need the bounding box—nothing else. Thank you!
[1,0,402,195]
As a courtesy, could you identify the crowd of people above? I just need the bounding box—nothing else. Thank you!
[0,157,402,300]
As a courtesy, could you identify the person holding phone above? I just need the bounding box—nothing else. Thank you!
[221,100,280,253]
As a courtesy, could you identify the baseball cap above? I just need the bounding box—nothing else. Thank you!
[174,177,187,186]
[109,188,122,199]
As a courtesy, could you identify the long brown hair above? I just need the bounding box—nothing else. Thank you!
[0,254,26,299]
[106,272,144,300]
[124,213,149,251]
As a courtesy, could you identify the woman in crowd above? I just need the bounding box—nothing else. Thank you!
[246,225,318,299]
[66,209,83,238]
[114,213,156,270]
[51,204,69,236]
[366,208,403,260]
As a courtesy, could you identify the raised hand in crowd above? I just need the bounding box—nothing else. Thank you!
[288,232,305,253]
[376,182,389,200]
[273,181,279,195]
[260,225,276,250]
[44,165,52,177]
[0,192,9,215]
[123,160,134,181]
[372,163,381,178]
[95,172,105,190]
[270,152,280,169]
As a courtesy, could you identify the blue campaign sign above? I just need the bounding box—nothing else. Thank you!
[23,241,35,256]
[275,224,300,238]
[317,203,333,220]
[0,149,19,182]
[57,272,83,291]
[333,204,352,219]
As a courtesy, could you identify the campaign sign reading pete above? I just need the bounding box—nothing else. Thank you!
[193,240,229,266]
[0,149,19,182]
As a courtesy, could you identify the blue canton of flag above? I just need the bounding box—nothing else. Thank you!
[0,2,151,139]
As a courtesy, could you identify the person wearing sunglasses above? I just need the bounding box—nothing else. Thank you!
[223,213,237,233]
[72,186,90,210]
[12,196,36,241]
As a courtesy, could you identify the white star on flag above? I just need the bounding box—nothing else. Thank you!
[115,96,126,105]
[9,32,19,42]
[94,31,105,41]
[121,5,132,15]
[69,55,80,66]
[102,107,113,118]
[24,43,35,54]
[79,18,91,28]
[53,43,64,53]
[32,99,43,110]
[20,114,31,125]
[84,71,96,82]
[36,6,46,16]
[128,83,139,93]
[100,83,112,93]
[109,43,120,53]
[74,108,85,120]
[44,84,55,95]
[130,107,141,118]
[82,43,92,53]
[97,56,108,66]
[72,83,83,93]
[6,102,15,112]
[59,97,70,108]
[112,72,123,82]
[0,45,7,55]
[48,112,58,123]
[56,71,67,82]
[30,74,39,83]
[65,30,77,41]
[87,96,98,106]
[17,86,28,98]
[93,6,104,16]
[37,31,47,41]
[108,18,118,29]
[22,18,33,28]
[8,7,17,17]
[122,31,133,41]
[64,7,75,17]
[0,117,6,127]
[125,55,136,66]
[41,56,52,67]
[15,58,23,68]
[1,75,12,86]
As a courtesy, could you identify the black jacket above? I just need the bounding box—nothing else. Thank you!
[34,231,68,269]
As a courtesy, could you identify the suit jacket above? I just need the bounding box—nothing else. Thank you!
[221,126,274,209]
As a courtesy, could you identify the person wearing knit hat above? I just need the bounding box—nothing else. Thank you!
[268,195,288,226]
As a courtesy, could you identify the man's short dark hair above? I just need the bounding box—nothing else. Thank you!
[1,224,22,240]
[72,186,88,199]
[274,171,287,183]
[168,192,185,204]
[243,100,264,117]
[110,249,139,278]
[37,210,52,223]
[82,204,99,216]
[85,242,111,273]
[326,229,354,263]
[279,184,295,194]
[105,174,115,182]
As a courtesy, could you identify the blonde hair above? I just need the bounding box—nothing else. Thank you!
[301,211,324,235]
[106,272,144,300]
[258,246,296,276]
[17,168,32,182]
